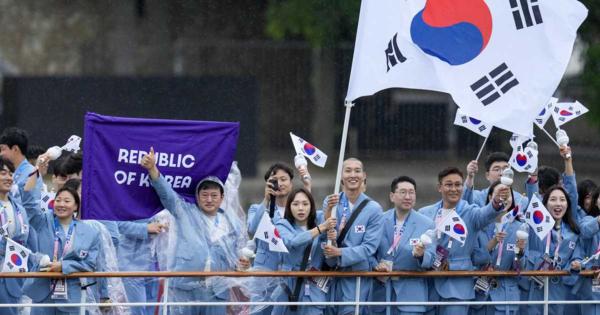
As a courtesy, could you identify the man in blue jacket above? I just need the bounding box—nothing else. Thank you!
[419,167,509,315]
[323,158,383,315]
[370,175,436,315]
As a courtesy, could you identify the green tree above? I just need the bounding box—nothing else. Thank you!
[265,0,360,47]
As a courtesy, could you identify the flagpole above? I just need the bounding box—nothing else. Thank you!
[475,134,489,162]
[327,101,354,245]
[535,124,560,147]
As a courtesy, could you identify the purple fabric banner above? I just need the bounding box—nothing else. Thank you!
[81,112,239,220]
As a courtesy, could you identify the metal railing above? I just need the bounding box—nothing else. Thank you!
[2,270,598,315]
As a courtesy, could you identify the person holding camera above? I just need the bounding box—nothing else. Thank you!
[246,162,311,314]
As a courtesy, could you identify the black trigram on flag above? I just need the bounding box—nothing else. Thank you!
[385,33,406,72]
[510,0,543,30]
[470,63,519,106]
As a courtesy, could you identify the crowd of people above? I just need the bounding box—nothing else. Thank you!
[0,125,599,315]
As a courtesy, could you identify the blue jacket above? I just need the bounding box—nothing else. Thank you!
[247,203,282,270]
[22,185,100,310]
[463,185,528,209]
[150,175,244,297]
[488,220,529,312]
[270,212,328,314]
[418,199,500,300]
[371,209,436,314]
[11,159,42,203]
[0,194,32,300]
[325,193,383,271]
[117,219,154,272]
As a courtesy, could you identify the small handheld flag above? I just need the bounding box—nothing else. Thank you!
[253,213,288,253]
[453,109,492,138]
[534,98,557,127]
[290,132,328,168]
[524,195,555,241]
[2,238,31,273]
[509,145,538,174]
[551,101,589,127]
[437,212,468,245]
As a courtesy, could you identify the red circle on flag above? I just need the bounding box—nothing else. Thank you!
[533,210,544,224]
[516,153,528,166]
[274,228,281,239]
[10,254,22,266]
[303,143,316,155]
[453,224,466,235]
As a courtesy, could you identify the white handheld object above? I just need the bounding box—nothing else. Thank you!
[515,224,529,255]
[294,154,311,181]
[556,129,571,159]
[46,146,63,161]
[526,140,538,152]
[40,255,51,268]
[500,168,514,187]
[420,229,436,246]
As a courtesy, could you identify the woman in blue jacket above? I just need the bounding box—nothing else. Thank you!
[22,177,101,315]
[271,187,335,315]
[527,185,582,315]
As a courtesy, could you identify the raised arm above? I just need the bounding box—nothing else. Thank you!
[140,147,183,216]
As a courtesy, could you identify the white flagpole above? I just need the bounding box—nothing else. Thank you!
[327,101,354,245]
[535,124,560,147]
[475,134,490,162]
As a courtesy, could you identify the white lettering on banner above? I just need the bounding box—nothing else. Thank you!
[117,148,195,169]
[114,171,137,185]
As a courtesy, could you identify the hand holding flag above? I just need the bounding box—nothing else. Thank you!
[253,213,288,253]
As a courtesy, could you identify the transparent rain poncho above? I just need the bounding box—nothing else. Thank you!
[151,161,276,313]
[84,220,130,315]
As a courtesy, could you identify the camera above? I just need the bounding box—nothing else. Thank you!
[269,179,279,192]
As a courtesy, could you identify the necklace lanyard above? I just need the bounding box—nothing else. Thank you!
[0,201,25,233]
[387,211,409,255]
[52,218,76,262]
[553,225,563,264]
[338,193,350,229]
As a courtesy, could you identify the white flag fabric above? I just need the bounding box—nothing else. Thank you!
[62,135,82,153]
[253,213,288,253]
[524,194,555,240]
[509,145,538,174]
[551,101,589,127]
[509,133,531,150]
[534,97,558,127]
[453,109,492,138]
[346,0,587,136]
[289,132,328,168]
[437,211,468,245]
[2,238,31,273]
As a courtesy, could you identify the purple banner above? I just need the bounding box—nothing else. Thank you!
[81,112,239,220]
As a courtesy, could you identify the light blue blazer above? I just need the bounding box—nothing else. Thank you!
[370,209,436,314]
[271,211,328,315]
[247,202,281,270]
[22,185,100,311]
[418,199,500,300]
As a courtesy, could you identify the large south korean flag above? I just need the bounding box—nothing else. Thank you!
[346,0,587,136]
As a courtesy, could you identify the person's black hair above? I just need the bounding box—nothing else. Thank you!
[543,185,579,234]
[263,162,294,181]
[588,187,600,218]
[390,176,417,192]
[63,152,83,176]
[484,152,510,171]
[577,179,597,211]
[56,186,81,212]
[197,181,224,195]
[0,127,28,155]
[538,166,560,195]
[26,144,45,161]
[51,157,68,177]
[438,167,463,183]
[284,188,317,230]
[63,178,82,191]
[0,157,15,173]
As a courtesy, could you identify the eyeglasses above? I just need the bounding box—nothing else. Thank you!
[394,190,416,197]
